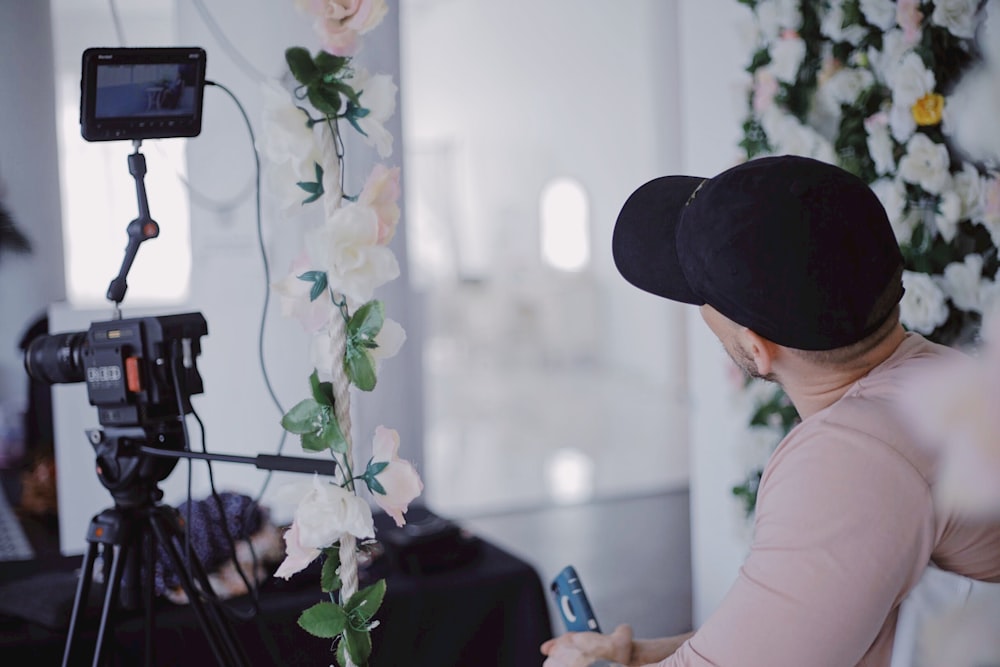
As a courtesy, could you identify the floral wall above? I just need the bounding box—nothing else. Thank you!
[732,0,1000,511]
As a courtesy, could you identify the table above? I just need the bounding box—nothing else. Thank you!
[0,507,553,666]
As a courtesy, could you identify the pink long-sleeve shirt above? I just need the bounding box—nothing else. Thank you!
[663,333,1000,667]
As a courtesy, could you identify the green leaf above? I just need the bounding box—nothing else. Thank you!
[281,383,346,452]
[318,407,348,453]
[345,347,377,391]
[314,51,349,77]
[297,601,347,639]
[321,548,342,593]
[286,47,319,86]
[345,579,386,622]
[296,181,322,195]
[297,271,329,302]
[348,300,385,342]
[336,640,349,667]
[365,460,389,477]
[366,476,386,496]
[344,626,373,665]
[308,83,343,116]
[281,399,325,435]
[333,81,364,108]
[309,370,335,406]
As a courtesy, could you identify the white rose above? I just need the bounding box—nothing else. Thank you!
[889,100,917,143]
[869,29,910,85]
[890,52,936,107]
[953,162,985,221]
[293,474,375,549]
[821,1,869,45]
[774,0,803,30]
[980,279,1000,322]
[865,114,896,175]
[870,178,911,242]
[899,133,952,195]
[941,254,985,312]
[770,35,807,84]
[936,191,963,242]
[257,80,315,165]
[931,0,980,38]
[258,80,336,215]
[761,108,834,160]
[308,202,401,303]
[372,317,406,364]
[823,67,874,106]
[347,68,397,158]
[860,0,897,30]
[754,0,783,42]
[901,270,951,334]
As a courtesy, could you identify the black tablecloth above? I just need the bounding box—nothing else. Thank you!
[0,507,553,666]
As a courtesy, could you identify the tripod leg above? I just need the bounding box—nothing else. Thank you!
[92,541,129,667]
[149,509,250,667]
[62,540,99,667]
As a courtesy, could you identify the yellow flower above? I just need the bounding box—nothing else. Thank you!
[912,93,945,126]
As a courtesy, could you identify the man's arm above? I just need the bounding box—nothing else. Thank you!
[667,428,935,666]
[541,626,695,666]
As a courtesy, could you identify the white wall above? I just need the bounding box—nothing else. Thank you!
[678,0,759,625]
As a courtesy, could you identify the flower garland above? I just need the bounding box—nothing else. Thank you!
[258,2,422,665]
[732,0,1000,514]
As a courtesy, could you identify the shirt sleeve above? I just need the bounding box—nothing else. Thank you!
[657,422,936,667]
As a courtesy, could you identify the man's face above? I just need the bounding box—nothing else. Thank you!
[699,305,773,382]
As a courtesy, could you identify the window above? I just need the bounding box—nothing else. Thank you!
[540,177,590,271]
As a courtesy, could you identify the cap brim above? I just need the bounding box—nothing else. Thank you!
[612,175,706,305]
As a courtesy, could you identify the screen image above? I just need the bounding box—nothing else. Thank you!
[81,47,207,142]
[94,63,199,119]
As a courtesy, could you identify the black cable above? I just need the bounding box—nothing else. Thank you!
[205,81,290,512]
[169,340,261,623]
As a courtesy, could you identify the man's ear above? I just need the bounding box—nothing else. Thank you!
[739,328,778,377]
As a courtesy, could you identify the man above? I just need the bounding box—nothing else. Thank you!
[540,155,1000,666]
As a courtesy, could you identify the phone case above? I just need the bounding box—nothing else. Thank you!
[550,565,601,633]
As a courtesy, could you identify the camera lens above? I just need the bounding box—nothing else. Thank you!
[24,331,88,385]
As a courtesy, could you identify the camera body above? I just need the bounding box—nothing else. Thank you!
[26,312,207,428]
[80,46,207,142]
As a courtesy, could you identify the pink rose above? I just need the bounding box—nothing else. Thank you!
[359,164,401,245]
[274,520,321,579]
[370,426,422,527]
[752,69,779,113]
[297,0,389,56]
[897,0,924,46]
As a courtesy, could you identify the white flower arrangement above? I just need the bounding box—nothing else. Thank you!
[257,1,422,665]
[733,0,1000,513]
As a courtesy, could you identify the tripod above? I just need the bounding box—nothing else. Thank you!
[60,420,253,666]
[61,452,250,667]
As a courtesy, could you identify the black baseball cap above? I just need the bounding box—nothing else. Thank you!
[612,155,904,351]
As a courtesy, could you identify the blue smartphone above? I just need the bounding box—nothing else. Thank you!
[550,565,601,633]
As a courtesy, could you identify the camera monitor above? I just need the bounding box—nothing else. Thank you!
[81,47,207,142]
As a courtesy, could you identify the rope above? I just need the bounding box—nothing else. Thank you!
[329,300,359,667]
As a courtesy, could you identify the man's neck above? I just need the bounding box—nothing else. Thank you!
[778,325,908,420]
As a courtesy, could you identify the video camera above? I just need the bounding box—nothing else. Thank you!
[24,313,208,500]
[24,312,207,428]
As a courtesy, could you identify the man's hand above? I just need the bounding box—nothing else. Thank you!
[540,624,634,666]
